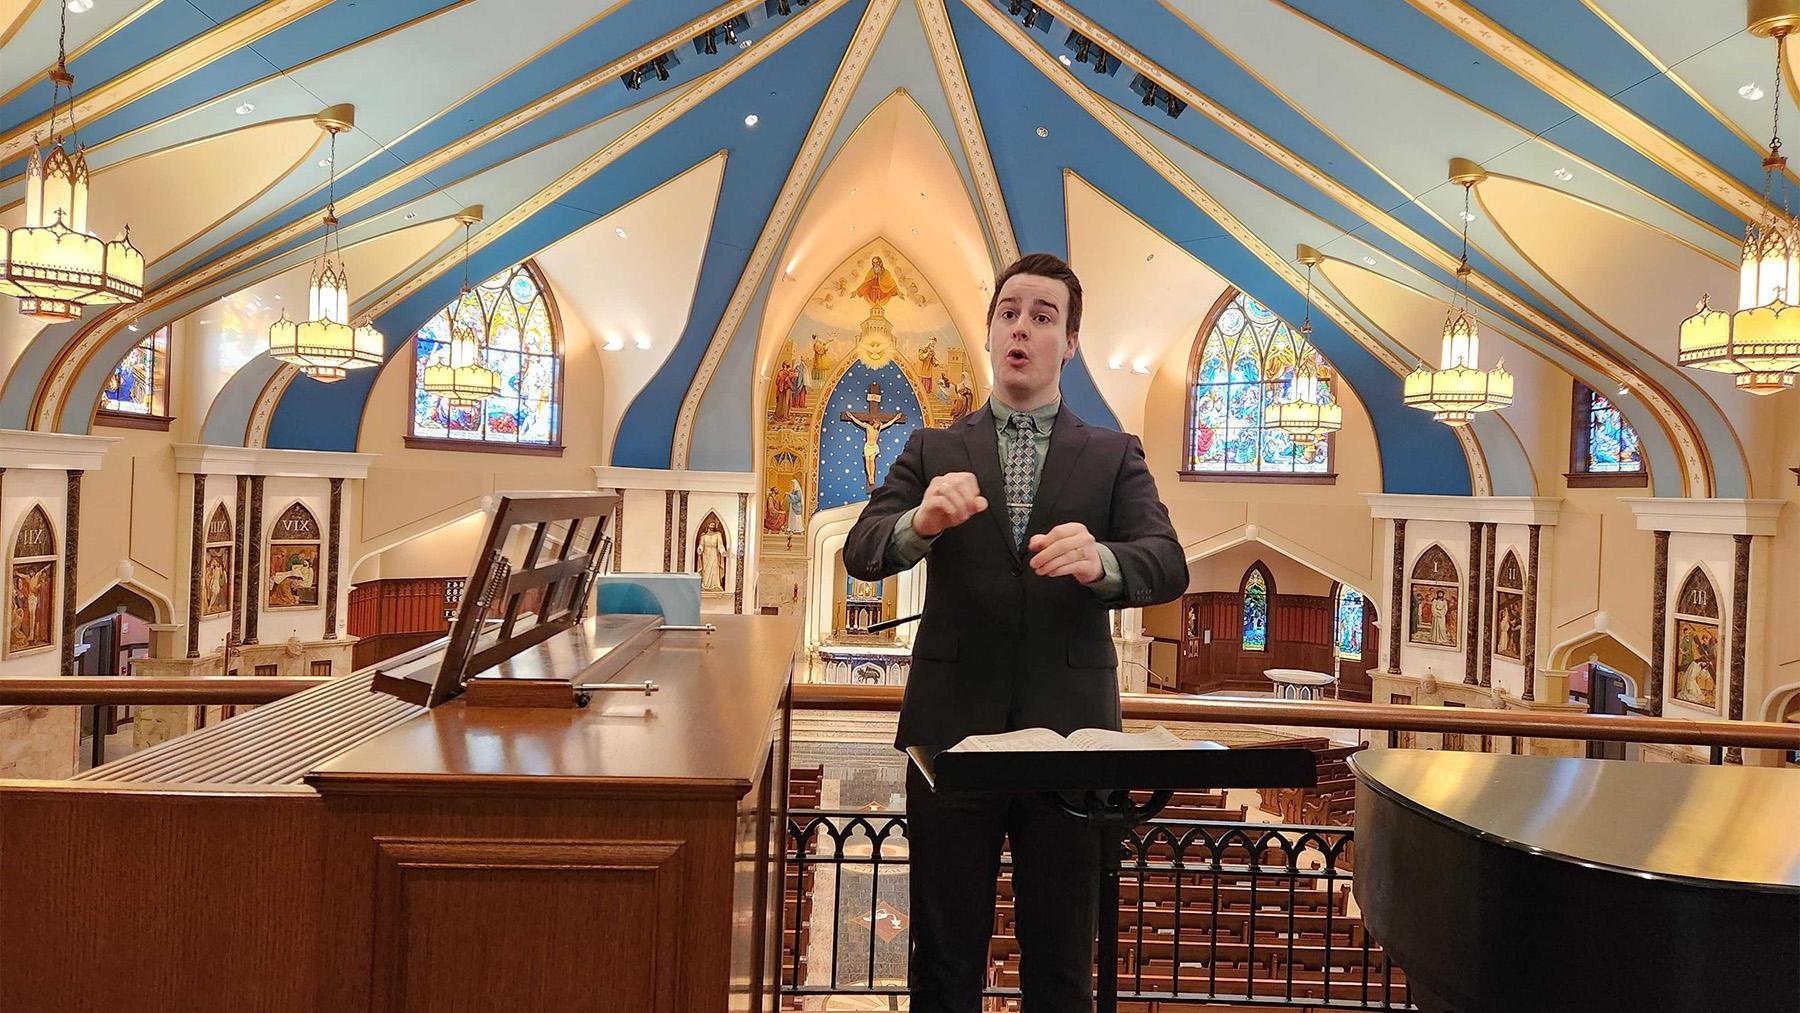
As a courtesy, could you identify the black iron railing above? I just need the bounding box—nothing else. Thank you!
[781,808,1413,1010]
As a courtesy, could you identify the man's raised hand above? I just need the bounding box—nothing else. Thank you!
[1028,522,1104,584]
[913,472,987,537]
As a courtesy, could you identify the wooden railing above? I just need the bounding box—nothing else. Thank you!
[792,684,1800,751]
[0,677,327,706]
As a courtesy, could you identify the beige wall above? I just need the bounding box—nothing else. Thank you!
[1141,356,1384,596]
[1186,540,1336,598]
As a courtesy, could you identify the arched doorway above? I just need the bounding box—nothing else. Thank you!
[72,584,162,770]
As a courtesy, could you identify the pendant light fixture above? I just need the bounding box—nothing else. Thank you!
[267,105,383,383]
[1678,4,1800,393]
[1263,244,1342,445]
[0,0,144,320]
[1403,160,1513,426]
[420,208,500,407]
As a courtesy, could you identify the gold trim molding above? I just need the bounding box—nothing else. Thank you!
[917,0,1019,267]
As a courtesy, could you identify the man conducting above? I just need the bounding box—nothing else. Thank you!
[845,253,1187,1010]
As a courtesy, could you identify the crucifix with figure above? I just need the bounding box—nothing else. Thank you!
[841,382,907,489]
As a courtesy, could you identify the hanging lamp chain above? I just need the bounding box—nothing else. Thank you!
[1453,181,1474,314]
[461,220,473,293]
[1300,261,1314,335]
[1770,28,1790,220]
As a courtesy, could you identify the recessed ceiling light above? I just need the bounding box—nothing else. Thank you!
[603,337,624,351]
[127,323,140,332]
[318,158,332,167]
[850,187,858,195]
[1552,167,1574,181]
[911,228,918,236]
[235,102,255,115]
[1059,54,1072,67]
[1361,256,1377,266]
[1146,253,1155,261]
[66,0,93,12]
[1740,82,1765,100]
[1459,210,1476,222]
[848,225,856,232]
[1035,126,1050,138]
[739,39,752,50]
[404,212,418,220]
[1108,356,1124,370]
[635,336,652,349]
[919,191,927,199]
[744,113,759,127]
[615,226,628,238]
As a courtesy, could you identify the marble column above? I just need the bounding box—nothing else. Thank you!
[244,477,264,645]
[1464,522,1481,685]
[734,492,748,615]
[677,491,690,572]
[325,478,342,640]
[1387,519,1406,675]
[1480,523,1496,688]
[229,476,248,672]
[187,474,205,658]
[1522,524,1541,702]
[662,491,674,572]
[1647,530,1668,717]
[1727,533,1750,765]
[60,470,81,677]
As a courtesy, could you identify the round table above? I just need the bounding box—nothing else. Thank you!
[1264,668,1337,701]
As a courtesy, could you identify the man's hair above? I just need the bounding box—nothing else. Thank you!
[986,252,1082,336]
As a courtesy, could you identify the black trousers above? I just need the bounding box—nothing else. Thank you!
[905,763,1100,1012]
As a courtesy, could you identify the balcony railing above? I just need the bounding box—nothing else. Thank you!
[782,683,1800,1009]
[782,807,1408,1009]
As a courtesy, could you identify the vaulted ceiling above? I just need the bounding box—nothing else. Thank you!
[1,0,1789,497]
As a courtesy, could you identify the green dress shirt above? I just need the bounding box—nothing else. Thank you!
[885,395,1126,602]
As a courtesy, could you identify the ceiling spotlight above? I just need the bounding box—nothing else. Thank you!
[1075,38,1092,64]
[635,336,652,349]
[1164,93,1185,118]
[1362,255,1377,265]
[1092,49,1108,74]
[615,226,627,238]
[66,0,92,11]
[623,67,644,90]
[1146,253,1155,261]
[603,336,625,351]
[1036,126,1049,138]
[404,212,418,220]
[776,0,792,14]
[1060,54,1072,67]
[744,113,759,127]
[317,158,332,167]
[1009,0,1024,13]
[724,21,738,45]
[1023,5,1040,29]
[700,31,717,55]
[1132,359,1152,375]
[652,55,670,82]
[1141,86,1157,108]
[1552,167,1574,181]
[911,228,919,235]
[848,225,856,233]
[235,102,255,115]
[127,323,140,332]
[1740,82,1765,100]
[1459,210,1477,222]
[739,39,752,50]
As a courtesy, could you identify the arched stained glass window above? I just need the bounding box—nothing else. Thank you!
[410,262,562,448]
[1241,563,1273,651]
[98,325,171,422]
[1571,382,1643,480]
[1187,289,1333,476]
[1334,584,1364,661]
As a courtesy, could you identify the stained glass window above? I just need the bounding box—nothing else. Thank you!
[1241,564,1271,651]
[1573,382,1642,474]
[1334,584,1364,661]
[99,326,170,418]
[411,262,561,447]
[1187,290,1333,475]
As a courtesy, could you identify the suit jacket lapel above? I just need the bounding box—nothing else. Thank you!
[962,406,1018,560]
[1026,405,1089,543]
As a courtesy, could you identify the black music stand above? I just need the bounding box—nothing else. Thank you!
[909,743,1317,1013]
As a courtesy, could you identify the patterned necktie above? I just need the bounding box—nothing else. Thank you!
[1003,413,1038,550]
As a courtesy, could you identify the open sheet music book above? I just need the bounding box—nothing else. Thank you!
[947,725,1222,753]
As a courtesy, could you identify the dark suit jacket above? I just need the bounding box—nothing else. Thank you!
[844,404,1187,751]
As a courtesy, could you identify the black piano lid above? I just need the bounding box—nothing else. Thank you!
[1350,750,1800,893]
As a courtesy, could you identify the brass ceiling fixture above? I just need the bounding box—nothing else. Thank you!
[1679,0,1800,393]
[0,0,144,320]
[1263,244,1342,445]
[1402,159,1513,426]
[267,106,384,383]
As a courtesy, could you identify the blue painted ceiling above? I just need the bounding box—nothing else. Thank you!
[0,0,1782,496]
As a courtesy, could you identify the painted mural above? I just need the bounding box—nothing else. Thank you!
[202,504,234,618]
[759,242,973,539]
[8,507,55,657]
[1671,568,1721,711]
[267,503,321,611]
[1407,545,1460,650]
[1493,550,1524,661]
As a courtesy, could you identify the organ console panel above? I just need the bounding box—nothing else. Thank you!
[1351,750,1800,1013]
[0,494,801,1013]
